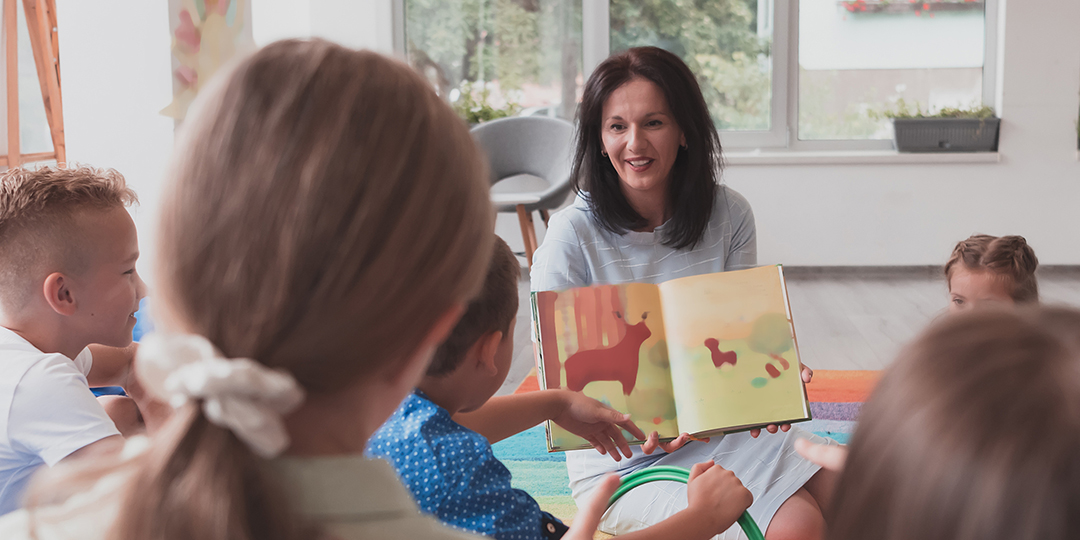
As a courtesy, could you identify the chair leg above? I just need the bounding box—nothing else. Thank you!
[516,204,538,267]
[539,208,550,227]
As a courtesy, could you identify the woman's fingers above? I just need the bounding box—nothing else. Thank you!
[801,364,814,383]
[562,474,621,540]
[641,431,660,455]
[794,438,848,472]
[751,423,791,437]
[658,432,694,453]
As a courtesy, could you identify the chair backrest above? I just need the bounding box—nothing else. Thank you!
[470,116,575,197]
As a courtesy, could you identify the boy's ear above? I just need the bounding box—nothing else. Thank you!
[474,330,504,376]
[42,272,77,316]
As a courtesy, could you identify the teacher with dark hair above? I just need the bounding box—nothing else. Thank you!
[531,47,838,540]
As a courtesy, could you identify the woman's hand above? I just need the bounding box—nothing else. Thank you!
[641,431,709,455]
[561,474,622,540]
[551,389,647,460]
[684,461,754,534]
[750,365,813,438]
[794,438,847,472]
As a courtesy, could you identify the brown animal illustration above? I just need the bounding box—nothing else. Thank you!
[564,312,650,395]
[704,338,738,368]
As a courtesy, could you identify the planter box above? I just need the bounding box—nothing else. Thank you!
[892,117,1000,153]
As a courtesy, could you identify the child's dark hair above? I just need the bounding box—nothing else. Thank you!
[427,237,520,376]
[944,234,1039,303]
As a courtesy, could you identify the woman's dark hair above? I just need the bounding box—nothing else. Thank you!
[572,46,721,250]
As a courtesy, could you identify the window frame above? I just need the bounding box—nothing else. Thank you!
[393,0,1000,152]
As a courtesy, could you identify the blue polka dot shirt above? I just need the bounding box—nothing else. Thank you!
[368,390,563,540]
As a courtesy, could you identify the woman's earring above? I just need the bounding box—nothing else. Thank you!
[601,149,608,156]
[680,143,688,150]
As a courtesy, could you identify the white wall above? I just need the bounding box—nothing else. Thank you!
[725,0,1080,266]
[54,0,392,284]
[251,0,395,53]
[55,0,1080,271]
[56,0,174,279]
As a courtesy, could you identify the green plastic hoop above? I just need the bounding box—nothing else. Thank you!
[606,465,765,540]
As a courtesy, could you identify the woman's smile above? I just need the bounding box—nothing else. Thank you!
[626,157,655,172]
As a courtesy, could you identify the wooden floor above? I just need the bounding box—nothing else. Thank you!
[498,266,1080,395]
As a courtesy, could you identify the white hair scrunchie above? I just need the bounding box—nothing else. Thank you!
[135,333,306,459]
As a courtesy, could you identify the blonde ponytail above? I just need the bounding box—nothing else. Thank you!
[110,406,304,540]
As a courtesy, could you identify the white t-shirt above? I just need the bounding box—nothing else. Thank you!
[0,327,120,515]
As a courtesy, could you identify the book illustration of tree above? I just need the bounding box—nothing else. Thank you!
[647,339,669,369]
[564,309,649,396]
[747,312,795,383]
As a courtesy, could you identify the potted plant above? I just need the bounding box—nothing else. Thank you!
[873,99,1000,153]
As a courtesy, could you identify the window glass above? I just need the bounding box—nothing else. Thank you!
[610,0,773,131]
[799,0,986,140]
[404,0,583,121]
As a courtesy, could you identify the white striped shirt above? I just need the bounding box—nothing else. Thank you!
[530,184,757,293]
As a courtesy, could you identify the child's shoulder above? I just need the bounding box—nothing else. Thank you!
[374,392,489,451]
[369,393,496,478]
[0,327,90,391]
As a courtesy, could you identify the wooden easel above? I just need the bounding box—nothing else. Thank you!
[2,0,63,167]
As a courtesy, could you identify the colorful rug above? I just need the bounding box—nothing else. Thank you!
[491,369,879,523]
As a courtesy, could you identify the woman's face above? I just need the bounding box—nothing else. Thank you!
[600,78,685,201]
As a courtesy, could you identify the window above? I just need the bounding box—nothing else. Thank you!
[397,0,999,151]
[798,0,990,147]
[401,0,583,121]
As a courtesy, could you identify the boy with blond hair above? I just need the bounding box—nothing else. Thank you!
[0,165,148,514]
[369,238,752,540]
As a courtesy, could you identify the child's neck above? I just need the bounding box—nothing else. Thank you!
[417,375,470,416]
[0,312,87,360]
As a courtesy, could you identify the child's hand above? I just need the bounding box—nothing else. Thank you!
[551,389,647,461]
[126,361,172,435]
[641,431,709,455]
[794,438,847,472]
[561,473,621,540]
[685,461,753,534]
[750,364,813,438]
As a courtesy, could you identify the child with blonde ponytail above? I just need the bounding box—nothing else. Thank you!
[0,39,636,540]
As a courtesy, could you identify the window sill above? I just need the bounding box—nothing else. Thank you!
[725,150,1002,166]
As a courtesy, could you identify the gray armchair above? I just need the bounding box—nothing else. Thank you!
[471,116,575,267]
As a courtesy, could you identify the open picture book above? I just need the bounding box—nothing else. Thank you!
[531,265,811,452]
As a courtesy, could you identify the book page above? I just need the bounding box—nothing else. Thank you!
[532,283,679,451]
[658,266,809,435]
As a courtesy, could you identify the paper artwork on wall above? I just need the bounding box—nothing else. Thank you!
[162,0,254,121]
